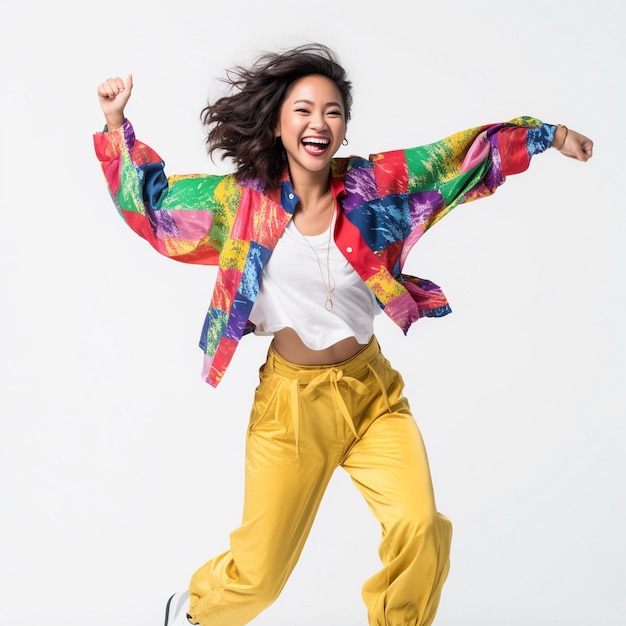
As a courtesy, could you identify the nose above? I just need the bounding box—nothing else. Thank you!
[309,112,327,131]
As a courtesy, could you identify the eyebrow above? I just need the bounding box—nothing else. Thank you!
[292,98,343,108]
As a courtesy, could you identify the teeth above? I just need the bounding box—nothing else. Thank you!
[303,138,329,146]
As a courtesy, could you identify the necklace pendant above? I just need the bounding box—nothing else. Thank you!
[325,297,333,311]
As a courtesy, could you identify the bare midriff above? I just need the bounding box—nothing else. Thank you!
[271,327,367,366]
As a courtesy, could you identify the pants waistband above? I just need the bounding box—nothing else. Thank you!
[263,337,388,453]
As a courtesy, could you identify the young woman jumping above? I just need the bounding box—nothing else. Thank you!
[94,43,593,626]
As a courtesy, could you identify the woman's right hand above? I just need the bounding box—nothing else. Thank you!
[97,74,133,131]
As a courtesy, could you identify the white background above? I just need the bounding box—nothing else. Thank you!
[1,1,624,624]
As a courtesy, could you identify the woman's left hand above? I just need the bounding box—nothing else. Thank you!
[553,126,594,162]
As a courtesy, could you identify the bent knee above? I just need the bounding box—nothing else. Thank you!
[390,509,452,545]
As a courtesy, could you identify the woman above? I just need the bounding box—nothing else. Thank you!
[94,43,593,626]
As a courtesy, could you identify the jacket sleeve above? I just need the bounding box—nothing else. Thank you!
[355,117,555,263]
[93,119,238,265]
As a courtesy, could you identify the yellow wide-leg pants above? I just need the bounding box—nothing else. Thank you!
[188,337,452,625]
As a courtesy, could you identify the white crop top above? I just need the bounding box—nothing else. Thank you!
[249,218,380,350]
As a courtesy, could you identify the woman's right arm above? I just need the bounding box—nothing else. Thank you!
[94,75,235,266]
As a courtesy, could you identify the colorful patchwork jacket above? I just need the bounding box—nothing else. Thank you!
[94,117,555,387]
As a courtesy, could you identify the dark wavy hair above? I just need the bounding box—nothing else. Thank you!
[200,43,353,188]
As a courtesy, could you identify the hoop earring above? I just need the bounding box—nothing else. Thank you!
[342,138,349,146]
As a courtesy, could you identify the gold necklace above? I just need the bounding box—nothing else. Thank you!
[299,203,336,311]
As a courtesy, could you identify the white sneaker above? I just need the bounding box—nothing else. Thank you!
[164,591,199,625]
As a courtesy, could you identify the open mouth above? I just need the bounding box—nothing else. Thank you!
[301,137,331,155]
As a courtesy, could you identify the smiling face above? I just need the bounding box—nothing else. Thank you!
[274,74,347,184]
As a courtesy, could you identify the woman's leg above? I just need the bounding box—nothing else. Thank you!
[187,354,345,626]
[342,358,453,626]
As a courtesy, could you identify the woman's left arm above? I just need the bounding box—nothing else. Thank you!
[392,117,593,235]
[342,118,594,265]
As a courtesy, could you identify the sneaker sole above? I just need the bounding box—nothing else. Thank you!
[164,593,176,626]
